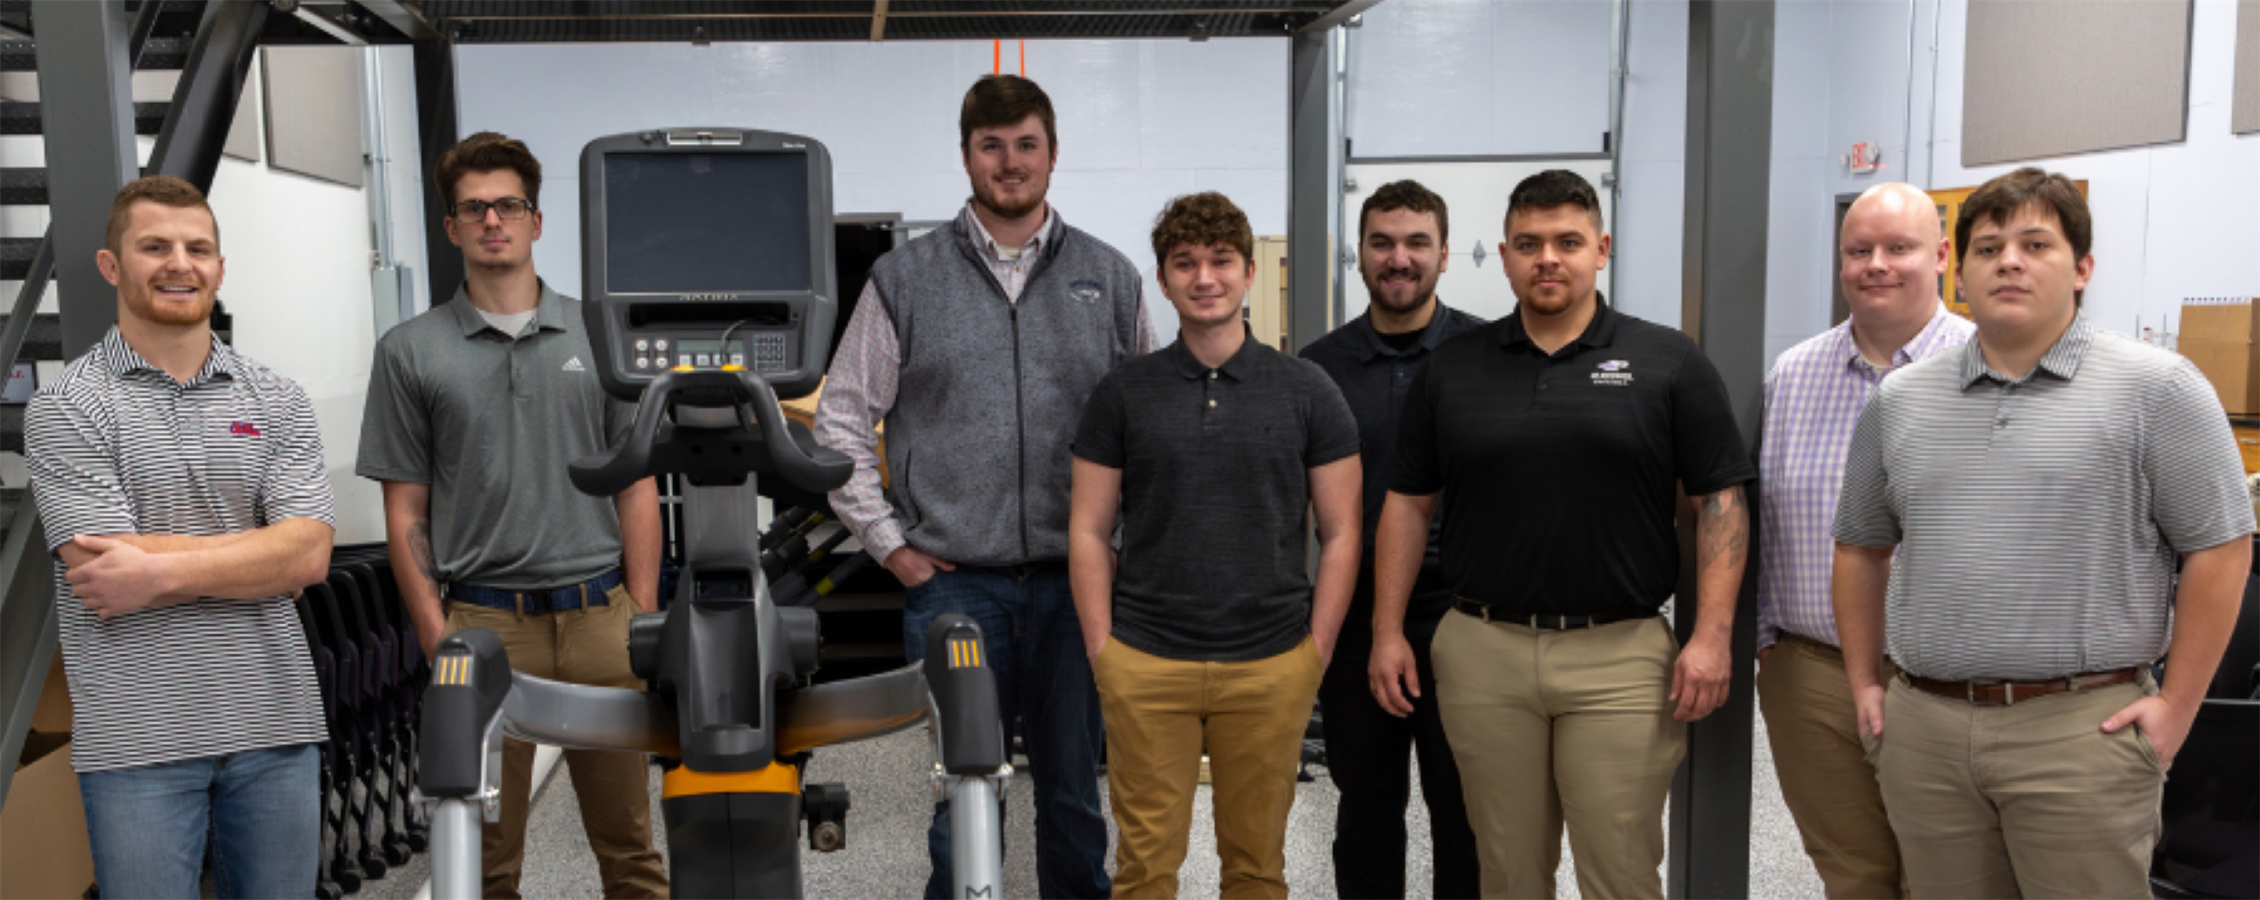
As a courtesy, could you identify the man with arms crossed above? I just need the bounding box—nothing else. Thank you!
[357,132,666,899]
[1834,167,2251,899]
[816,74,1155,899]
[29,175,335,898]
[1299,179,1482,900]
[1070,191,1362,899]
[1756,182,1972,898]
[1377,169,1753,899]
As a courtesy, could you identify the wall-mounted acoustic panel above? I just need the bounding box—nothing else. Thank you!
[1962,0,2192,166]
[2237,0,2259,134]
[223,61,261,162]
[260,47,363,187]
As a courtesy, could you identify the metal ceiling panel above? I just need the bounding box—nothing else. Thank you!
[396,0,1363,43]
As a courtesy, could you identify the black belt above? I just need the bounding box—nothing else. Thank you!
[1451,595,1650,631]
[448,569,623,614]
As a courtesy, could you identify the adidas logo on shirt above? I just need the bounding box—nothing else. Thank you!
[562,356,586,372]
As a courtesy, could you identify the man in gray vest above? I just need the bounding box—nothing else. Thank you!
[815,74,1157,900]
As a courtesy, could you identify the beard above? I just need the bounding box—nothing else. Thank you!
[971,180,1045,221]
[1364,271,1437,316]
[122,283,215,326]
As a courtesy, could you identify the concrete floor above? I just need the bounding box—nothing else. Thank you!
[363,713,1827,899]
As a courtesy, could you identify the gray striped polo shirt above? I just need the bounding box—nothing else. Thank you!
[1833,317,2253,681]
[27,328,335,772]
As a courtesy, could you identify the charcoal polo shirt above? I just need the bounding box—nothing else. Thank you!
[1072,333,1361,662]
[356,283,636,590]
[1299,302,1487,650]
[1391,299,1753,618]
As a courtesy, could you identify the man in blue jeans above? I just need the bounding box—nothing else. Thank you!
[28,176,335,898]
[816,74,1157,899]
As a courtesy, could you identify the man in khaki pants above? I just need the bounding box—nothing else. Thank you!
[1754,182,1972,898]
[1374,170,1753,899]
[358,133,667,898]
[1068,192,1363,899]
[1834,167,2252,899]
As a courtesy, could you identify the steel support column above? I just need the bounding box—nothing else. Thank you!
[147,0,269,191]
[1669,2,1772,897]
[33,0,138,358]
[1285,27,1340,352]
[414,37,464,306]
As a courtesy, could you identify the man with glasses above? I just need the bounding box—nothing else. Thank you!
[356,132,667,899]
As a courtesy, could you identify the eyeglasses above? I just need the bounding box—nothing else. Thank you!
[451,196,535,223]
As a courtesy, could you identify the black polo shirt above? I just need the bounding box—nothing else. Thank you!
[1073,334,1361,662]
[1391,300,1752,618]
[1299,302,1487,651]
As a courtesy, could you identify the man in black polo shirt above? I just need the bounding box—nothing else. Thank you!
[1377,170,1752,899]
[1299,179,1482,900]
[1069,191,1363,899]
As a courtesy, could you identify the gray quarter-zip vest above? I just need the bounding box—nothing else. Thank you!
[868,213,1145,565]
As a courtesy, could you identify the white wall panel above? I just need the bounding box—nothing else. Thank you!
[1611,0,1691,329]
[1347,0,1611,158]
[455,39,1289,341]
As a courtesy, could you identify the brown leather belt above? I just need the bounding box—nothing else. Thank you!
[1902,667,2140,707]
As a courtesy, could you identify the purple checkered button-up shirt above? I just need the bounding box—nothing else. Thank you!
[1757,305,1974,650]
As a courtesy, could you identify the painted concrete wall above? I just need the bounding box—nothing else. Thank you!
[1767,0,2260,366]
[452,39,1298,339]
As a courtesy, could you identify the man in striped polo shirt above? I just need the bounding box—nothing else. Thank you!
[28,175,337,898]
[1833,167,2253,898]
[1755,182,1972,898]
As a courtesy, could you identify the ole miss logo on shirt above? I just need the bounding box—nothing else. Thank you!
[229,421,263,437]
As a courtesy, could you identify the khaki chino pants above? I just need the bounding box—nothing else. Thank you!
[1092,635,1326,900]
[1431,611,1685,900]
[1756,633,1904,899]
[1871,672,2166,900]
[444,586,668,899]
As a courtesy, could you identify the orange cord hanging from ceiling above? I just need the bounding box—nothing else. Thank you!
[993,40,1000,74]
[1019,40,1025,76]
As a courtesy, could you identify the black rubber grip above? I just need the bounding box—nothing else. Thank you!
[417,629,513,797]
[567,369,852,497]
[922,614,1006,775]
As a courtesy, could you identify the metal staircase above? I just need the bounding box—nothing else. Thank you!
[0,0,275,807]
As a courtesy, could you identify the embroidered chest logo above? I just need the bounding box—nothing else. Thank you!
[1591,359,1634,387]
[1069,279,1104,304]
[228,421,262,437]
[562,356,586,373]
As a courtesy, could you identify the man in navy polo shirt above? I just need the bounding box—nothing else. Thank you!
[1069,191,1363,899]
[1376,170,1753,899]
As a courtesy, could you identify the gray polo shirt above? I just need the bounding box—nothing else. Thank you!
[356,284,635,590]
[1833,317,2254,680]
[1071,333,1361,662]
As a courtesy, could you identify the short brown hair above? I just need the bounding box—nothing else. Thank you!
[106,175,218,254]
[1506,169,1603,232]
[1360,179,1449,247]
[960,74,1056,154]
[1954,167,2089,265]
[1150,192,1253,267]
[435,131,542,213]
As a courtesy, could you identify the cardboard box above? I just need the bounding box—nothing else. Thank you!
[1,732,94,900]
[2182,301,2260,415]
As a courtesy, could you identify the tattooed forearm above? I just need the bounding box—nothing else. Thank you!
[1697,485,1749,571]
[409,519,441,594]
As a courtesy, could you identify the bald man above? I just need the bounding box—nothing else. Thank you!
[1754,183,1973,898]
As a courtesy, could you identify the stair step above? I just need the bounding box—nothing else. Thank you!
[1,100,166,136]
[2,405,21,454]
[0,168,43,206]
[0,311,58,360]
[1,35,190,72]
[0,238,36,281]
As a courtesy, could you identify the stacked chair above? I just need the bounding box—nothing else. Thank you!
[2147,551,2260,900]
[295,548,430,898]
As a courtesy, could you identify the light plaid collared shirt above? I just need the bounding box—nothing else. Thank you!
[817,203,1157,564]
[1756,305,1973,650]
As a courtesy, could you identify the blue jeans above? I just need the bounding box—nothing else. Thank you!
[902,563,1110,899]
[79,743,320,899]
